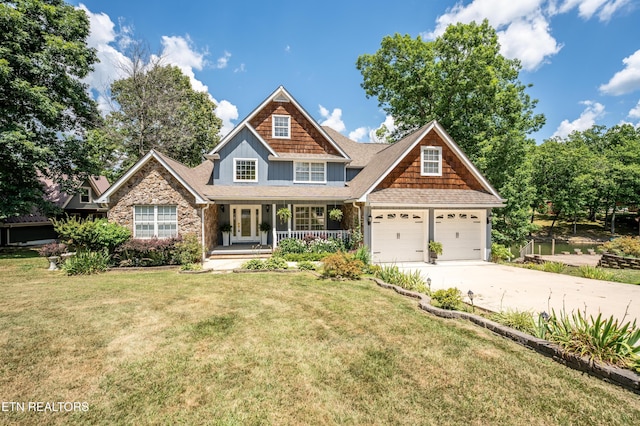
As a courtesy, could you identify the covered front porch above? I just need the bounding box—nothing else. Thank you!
[211,201,357,252]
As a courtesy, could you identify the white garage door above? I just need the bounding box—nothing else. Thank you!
[435,211,483,260]
[371,210,426,263]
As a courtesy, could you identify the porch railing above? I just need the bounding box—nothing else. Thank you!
[275,230,351,244]
[519,239,534,259]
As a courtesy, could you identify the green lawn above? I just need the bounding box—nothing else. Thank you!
[1,254,639,425]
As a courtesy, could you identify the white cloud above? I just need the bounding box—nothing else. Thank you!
[348,127,369,142]
[318,105,346,133]
[629,99,640,119]
[154,35,209,93]
[216,51,231,69]
[599,49,640,96]
[425,0,629,71]
[552,100,605,138]
[234,63,246,73]
[213,99,239,136]
[369,115,396,143]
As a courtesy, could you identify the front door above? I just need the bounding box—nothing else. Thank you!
[231,205,261,243]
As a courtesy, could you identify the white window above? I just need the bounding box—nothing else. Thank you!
[234,158,258,182]
[79,187,91,203]
[294,162,326,183]
[134,206,177,238]
[421,146,442,176]
[294,206,325,230]
[272,115,290,138]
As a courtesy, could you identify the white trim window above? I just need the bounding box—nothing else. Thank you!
[134,205,177,238]
[294,205,325,230]
[421,146,442,176]
[234,158,258,182]
[79,187,91,203]
[272,115,291,139]
[294,161,326,183]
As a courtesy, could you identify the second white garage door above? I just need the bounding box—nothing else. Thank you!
[435,211,483,260]
[371,210,426,263]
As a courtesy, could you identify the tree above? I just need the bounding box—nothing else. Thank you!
[102,55,222,174]
[356,20,545,244]
[0,0,100,219]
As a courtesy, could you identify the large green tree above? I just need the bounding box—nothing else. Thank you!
[357,20,545,244]
[0,0,100,219]
[101,58,222,175]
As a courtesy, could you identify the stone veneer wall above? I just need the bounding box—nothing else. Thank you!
[107,159,203,243]
[204,204,218,251]
[342,203,364,234]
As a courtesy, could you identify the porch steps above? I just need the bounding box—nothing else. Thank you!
[209,244,273,259]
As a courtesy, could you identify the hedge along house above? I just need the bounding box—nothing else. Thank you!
[96,86,504,262]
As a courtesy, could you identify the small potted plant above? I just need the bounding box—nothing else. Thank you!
[277,207,291,224]
[329,208,343,222]
[38,242,67,270]
[220,223,232,246]
[429,241,443,264]
[259,222,270,245]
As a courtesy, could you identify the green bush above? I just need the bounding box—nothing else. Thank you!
[242,257,288,270]
[62,250,110,275]
[430,288,462,310]
[541,261,566,273]
[490,310,536,335]
[353,245,371,266]
[53,216,131,254]
[276,238,307,254]
[321,252,363,280]
[541,309,640,368]
[491,243,514,263]
[297,261,317,271]
[275,252,330,262]
[115,237,180,267]
[174,234,202,264]
[374,264,427,293]
[578,265,615,281]
[601,236,640,258]
[179,263,202,271]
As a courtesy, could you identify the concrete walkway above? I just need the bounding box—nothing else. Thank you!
[394,261,640,323]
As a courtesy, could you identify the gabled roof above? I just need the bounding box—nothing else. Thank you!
[95,150,211,205]
[323,126,387,168]
[210,86,351,161]
[347,121,503,203]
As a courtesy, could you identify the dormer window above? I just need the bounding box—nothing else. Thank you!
[421,146,442,176]
[79,187,91,203]
[272,115,290,139]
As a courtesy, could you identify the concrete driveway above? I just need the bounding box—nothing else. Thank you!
[393,261,640,323]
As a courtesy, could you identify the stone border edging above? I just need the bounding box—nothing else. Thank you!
[371,277,640,394]
[598,253,640,270]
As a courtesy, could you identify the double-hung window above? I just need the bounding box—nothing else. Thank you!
[234,158,258,182]
[294,206,325,230]
[272,115,290,138]
[79,187,91,203]
[421,146,442,176]
[134,205,177,238]
[294,162,326,183]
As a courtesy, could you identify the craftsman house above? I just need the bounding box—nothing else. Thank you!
[1,175,109,246]
[96,86,504,262]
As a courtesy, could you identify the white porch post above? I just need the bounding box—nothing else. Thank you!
[287,203,292,238]
[271,203,277,250]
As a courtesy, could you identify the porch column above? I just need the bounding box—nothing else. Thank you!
[271,203,277,249]
[287,203,292,238]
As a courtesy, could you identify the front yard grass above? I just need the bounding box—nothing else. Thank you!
[1,255,639,425]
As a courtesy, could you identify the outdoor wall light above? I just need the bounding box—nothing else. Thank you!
[220,204,225,212]
[266,205,270,212]
[367,214,372,225]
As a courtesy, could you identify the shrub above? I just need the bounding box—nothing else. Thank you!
[601,236,640,258]
[297,261,317,271]
[308,238,343,253]
[491,243,514,263]
[374,265,427,293]
[174,234,202,265]
[179,263,202,271]
[276,252,329,262]
[38,242,67,257]
[541,261,566,274]
[578,265,615,281]
[321,252,363,280]
[53,216,130,253]
[115,237,180,267]
[353,245,371,266]
[431,288,462,310]
[62,250,110,275]
[276,238,307,254]
[242,259,266,270]
[542,309,640,368]
[490,310,536,335]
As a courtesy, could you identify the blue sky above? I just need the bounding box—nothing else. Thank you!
[72,0,640,144]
